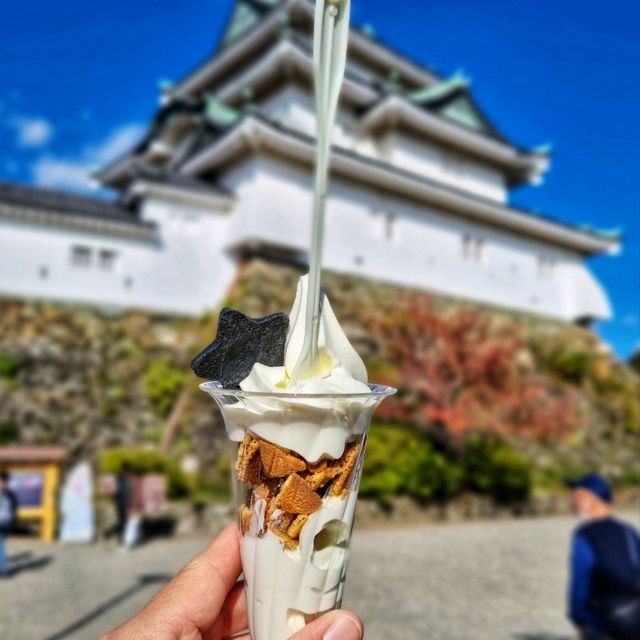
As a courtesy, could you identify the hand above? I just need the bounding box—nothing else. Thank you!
[102,522,363,640]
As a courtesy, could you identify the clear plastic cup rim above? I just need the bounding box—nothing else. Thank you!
[200,380,397,400]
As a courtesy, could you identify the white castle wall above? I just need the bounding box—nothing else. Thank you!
[135,197,236,313]
[261,86,507,203]
[0,198,236,315]
[0,156,610,322]
[223,156,610,321]
[0,218,150,309]
[381,132,507,203]
[262,86,365,154]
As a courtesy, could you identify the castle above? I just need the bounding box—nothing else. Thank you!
[0,0,618,323]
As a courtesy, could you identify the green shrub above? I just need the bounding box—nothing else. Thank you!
[489,447,533,504]
[545,349,594,383]
[462,434,533,504]
[532,463,582,492]
[0,353,19,379]
[100,448,189,498]
[534,463,640,491]
[0,421,19,445]
[617,468,640,488]
[195,453,232,502]
[361,422,462,503]
[143,360,187,417]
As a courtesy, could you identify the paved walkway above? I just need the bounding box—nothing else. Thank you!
[2,514,635,640]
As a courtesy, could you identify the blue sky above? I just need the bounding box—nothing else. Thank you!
[1,0,638,358]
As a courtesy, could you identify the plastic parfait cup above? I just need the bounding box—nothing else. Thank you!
[201,382,396,640]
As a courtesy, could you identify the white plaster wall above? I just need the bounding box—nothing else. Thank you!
[260,88,507,203]
[0,157,610,323]
[260,86,379,158]
[386,133,507,203]
[227,156,609,321]
[0,219,151,308]
[0,199,236,315]
[138,198,237,313]
[562,260,612,320]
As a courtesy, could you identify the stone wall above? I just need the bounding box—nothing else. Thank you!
[226,258,639,480]
[0,299,226,467]
[1,258,638,486]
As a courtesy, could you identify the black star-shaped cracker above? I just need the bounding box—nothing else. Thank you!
[191,308,289,388]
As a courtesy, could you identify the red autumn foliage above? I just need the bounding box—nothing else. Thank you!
[369,295,579,442]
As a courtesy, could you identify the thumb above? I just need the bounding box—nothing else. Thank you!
[289,610,363,640]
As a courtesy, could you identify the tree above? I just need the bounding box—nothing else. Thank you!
[371,295,579,443]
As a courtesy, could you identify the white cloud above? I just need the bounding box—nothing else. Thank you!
[9,115,54,148]
[88,123,145,165]
[32,122,145,194]
[32,158,99,193]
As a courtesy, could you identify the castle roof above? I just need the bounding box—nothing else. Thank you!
[124,166,234,210]
[100,30,546,188]
[94,0,617,260]
[0,181,154,239]
[178,114,619,256]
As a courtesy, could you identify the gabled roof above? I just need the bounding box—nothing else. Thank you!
[171,0,538,152]
[213,37,378,106]
[220,0,281,47]
[0,181,138,225]
[178,114,618,256]
[408,71,504,140]
[100,0,549,189]
[179,0,439,97]
[359,95,549,185]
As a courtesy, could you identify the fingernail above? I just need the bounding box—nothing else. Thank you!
[323,615,363,640]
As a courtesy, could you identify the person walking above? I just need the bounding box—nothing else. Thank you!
[0,470,18,577]
[567,474,640,640]
[114,462,134,544]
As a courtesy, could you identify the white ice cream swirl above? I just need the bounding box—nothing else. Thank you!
[220,275,374,463]
[240,274,369,395]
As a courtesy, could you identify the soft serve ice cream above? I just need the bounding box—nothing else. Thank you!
[193,1,395,635]
[228,275,373,461]
[196,276,393,640]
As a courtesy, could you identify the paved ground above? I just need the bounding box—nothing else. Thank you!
[1,514,636,640]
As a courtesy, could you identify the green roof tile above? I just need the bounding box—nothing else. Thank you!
[409,70,471,104]
[222,0,282,46]
[204,96,240,126]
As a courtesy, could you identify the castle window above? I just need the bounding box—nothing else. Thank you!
[99,249,117,271]
[538,255,555,280]
[383,212,397,242]
[462,234,484,263]
[373,209,399,242]
[71,246,92,268]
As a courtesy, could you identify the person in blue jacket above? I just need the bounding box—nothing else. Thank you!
[0,470,18,577]
[567,474,640,640]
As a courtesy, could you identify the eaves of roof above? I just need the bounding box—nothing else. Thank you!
[179,114,619,256]
[360,94,549,184]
